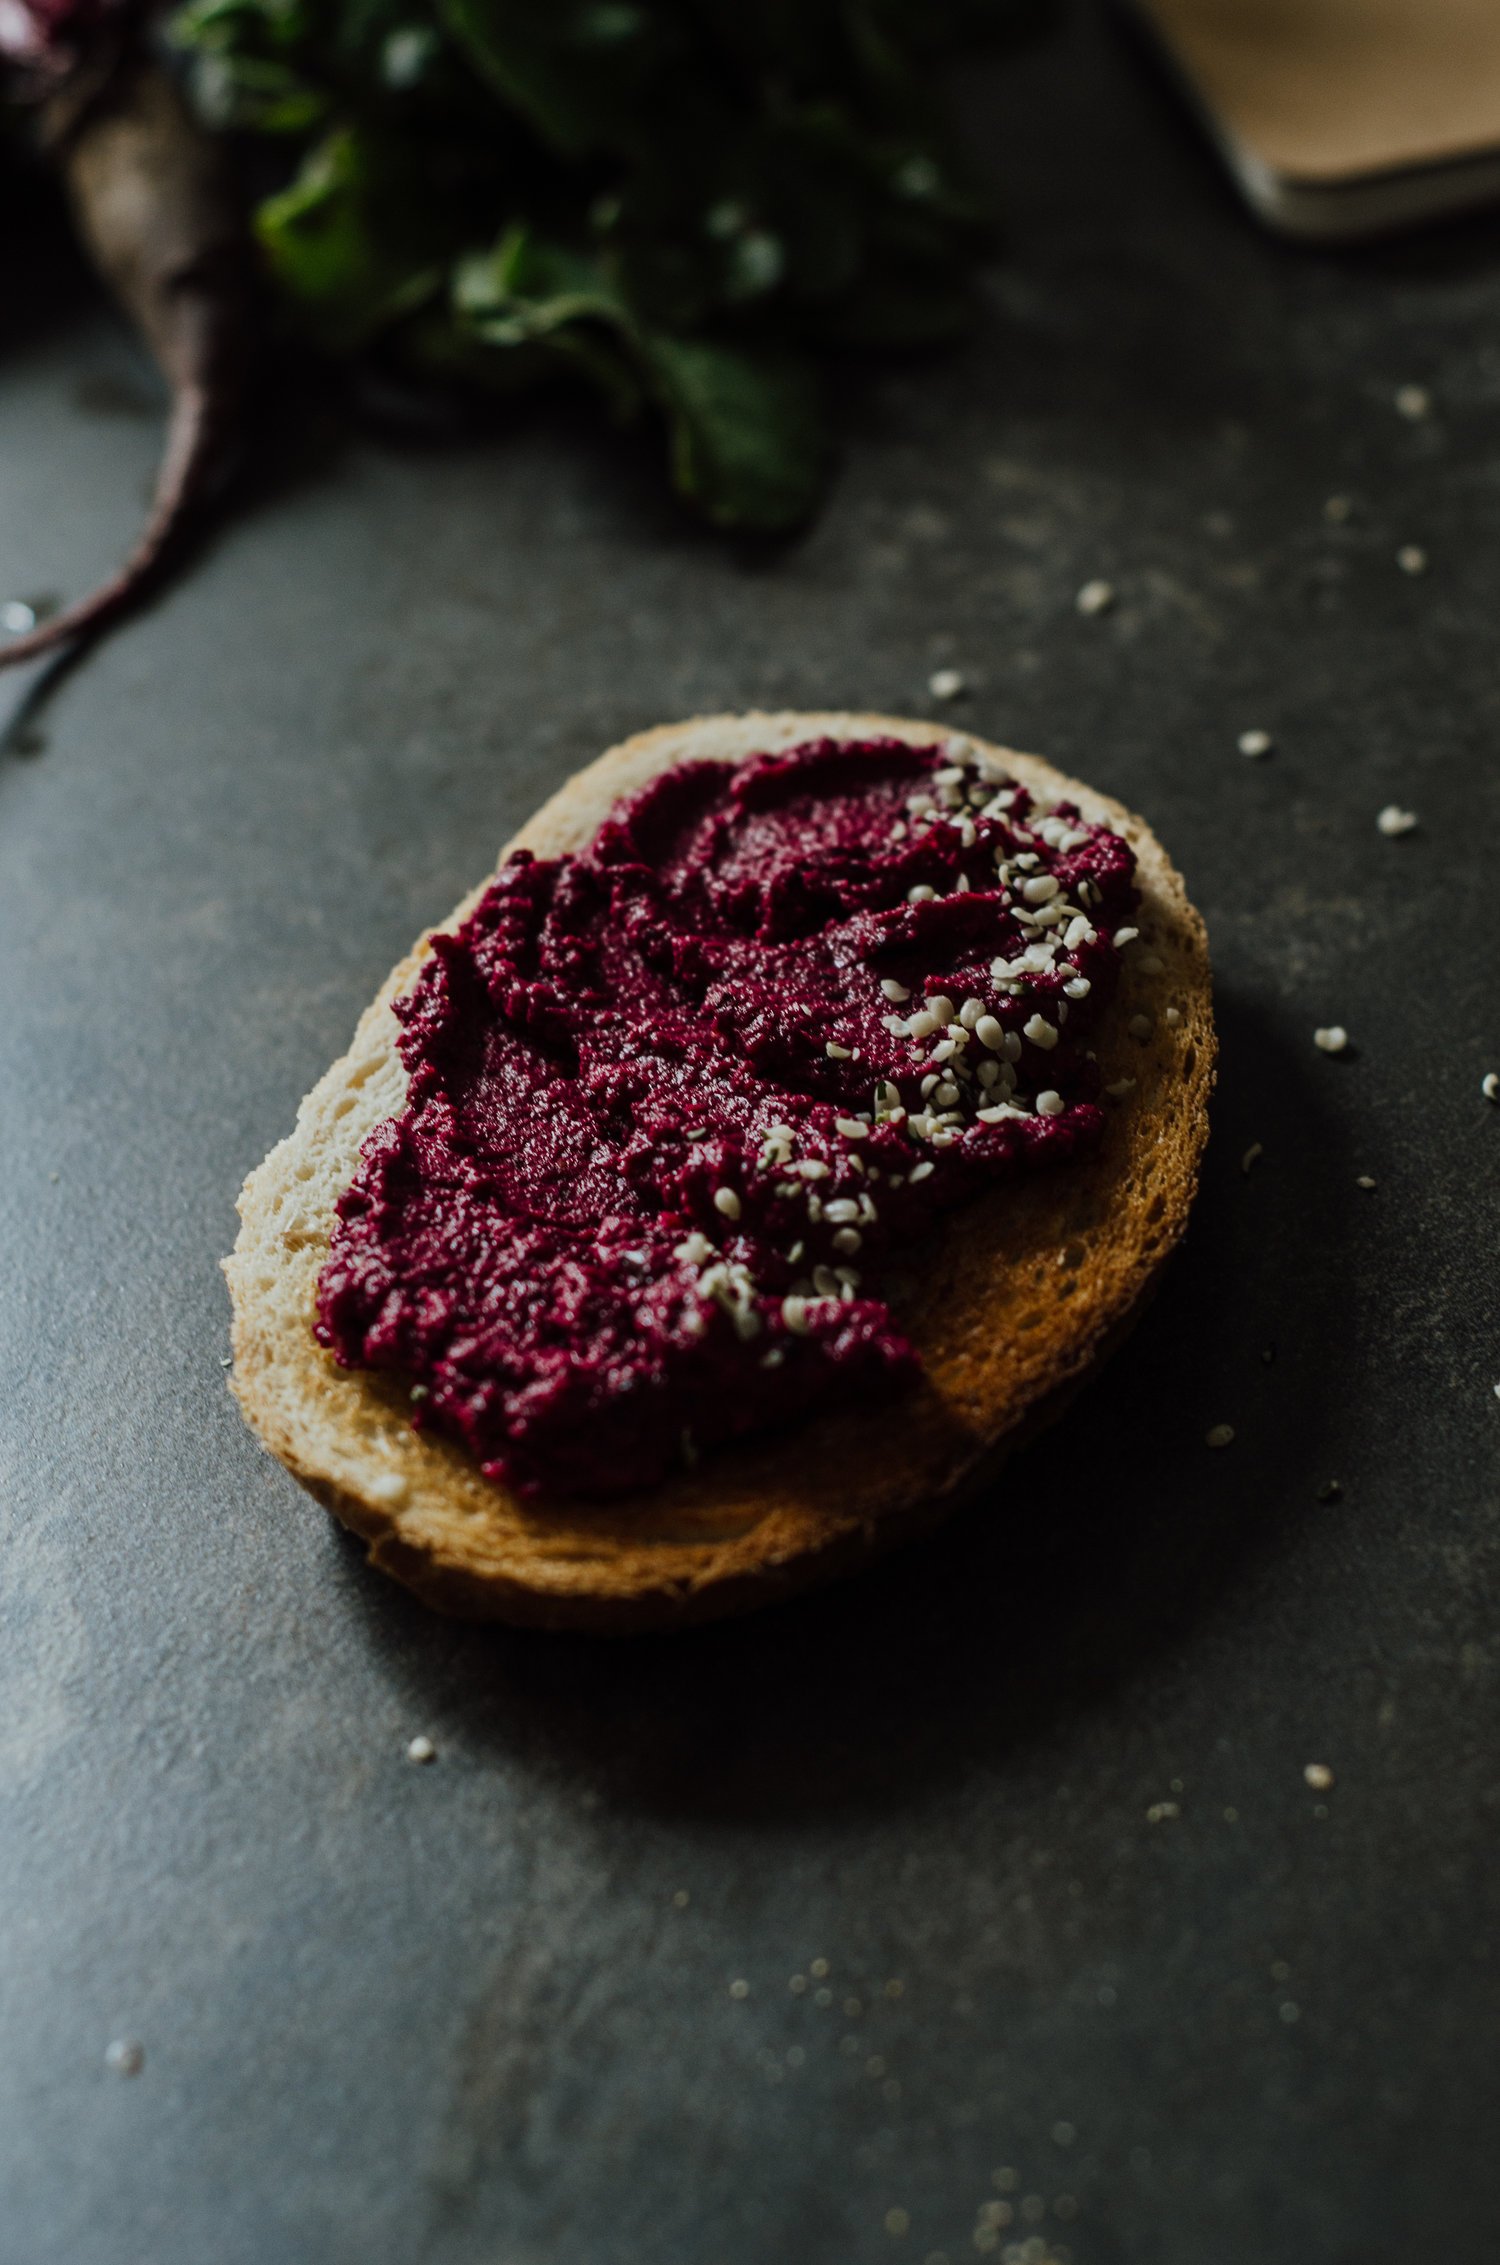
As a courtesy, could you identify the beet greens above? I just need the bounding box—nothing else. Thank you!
[3,0,1041,665]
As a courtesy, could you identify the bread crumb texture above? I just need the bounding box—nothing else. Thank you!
[225,712,1215,1631]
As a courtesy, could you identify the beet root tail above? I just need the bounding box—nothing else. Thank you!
[1,55,251,673]
[0,378,219,669]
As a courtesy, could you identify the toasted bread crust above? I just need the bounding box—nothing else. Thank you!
[225,713,1215,1630]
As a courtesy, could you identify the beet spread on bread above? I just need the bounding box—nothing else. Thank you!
[226,713,1214,1630]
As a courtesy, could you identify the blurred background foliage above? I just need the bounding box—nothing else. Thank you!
[168,0,1048,528]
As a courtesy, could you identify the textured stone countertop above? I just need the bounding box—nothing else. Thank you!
[3,6,1497,2261]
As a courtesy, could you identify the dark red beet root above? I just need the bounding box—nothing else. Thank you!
[0,54,250,669]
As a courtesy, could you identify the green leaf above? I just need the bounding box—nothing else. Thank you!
[448,224,644,419]
[637,334,828,532]
[256,129,444,351]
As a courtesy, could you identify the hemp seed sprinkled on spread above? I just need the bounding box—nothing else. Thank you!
[316,738,1138,1497]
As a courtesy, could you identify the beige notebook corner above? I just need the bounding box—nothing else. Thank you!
[1128,0,1500,239]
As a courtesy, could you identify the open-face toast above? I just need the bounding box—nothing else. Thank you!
[226,712,1214,1630]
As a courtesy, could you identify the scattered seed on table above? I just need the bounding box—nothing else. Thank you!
[1314,1026,1349,1053]
[1238,728,1272,758]
[1075,577,1115,616]
[105,2038,144,2076]
[1376,804,1418,836]
[729,1978,750,2000]
[1356,1175,1377,1190]
[1324,494,1353,522]
[1482,1073,1499,1103]
[1304,1763,1335,1790]
[1395,384,1431,419]
[1241,1142,1264,1174]
[928,666,966,701]
[1397,544,1428,575]
[1205,1423,1235,1448]
[1317,1480,1343,1503]
[406,1735,436,1764]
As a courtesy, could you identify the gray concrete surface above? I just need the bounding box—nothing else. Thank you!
[2,7,1498,2261]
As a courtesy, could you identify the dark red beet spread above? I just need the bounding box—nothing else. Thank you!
[315,737,1138,1497]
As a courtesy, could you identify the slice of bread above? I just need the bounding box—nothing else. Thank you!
[226,712,1214,1632]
